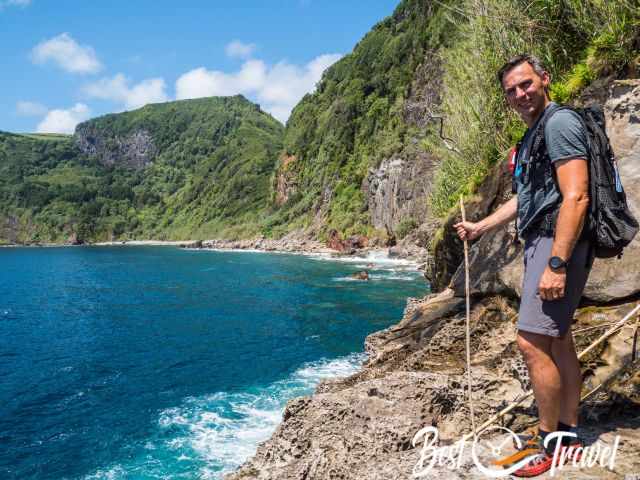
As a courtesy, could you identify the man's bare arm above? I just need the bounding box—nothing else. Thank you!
[454,196,517,241]
[550,157,590,261]
[537,157,589,301]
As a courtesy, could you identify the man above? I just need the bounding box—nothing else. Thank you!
[453,54,592,477]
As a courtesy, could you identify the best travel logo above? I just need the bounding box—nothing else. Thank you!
[411,425,621,478]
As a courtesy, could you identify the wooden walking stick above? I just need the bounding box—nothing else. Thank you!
[460,196,476,435]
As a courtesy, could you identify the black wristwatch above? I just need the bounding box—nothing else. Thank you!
[548,256,568,271]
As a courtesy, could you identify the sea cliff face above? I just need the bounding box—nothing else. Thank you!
[361,54,443,235]
[225,81,640,479]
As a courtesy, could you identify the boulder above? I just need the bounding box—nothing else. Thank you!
[344,235,368,250]
[327,229,345,251]
[582,80,640,302]
[326,230,368,252]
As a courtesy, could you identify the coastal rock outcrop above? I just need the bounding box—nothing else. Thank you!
[351,270,370,281]
[363,152,438,234]
[227,293,640,479]
[326,230,369,253]
[362,53,443,236]
[75,124,157,169]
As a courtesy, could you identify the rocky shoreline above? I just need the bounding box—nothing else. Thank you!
[225,289,640,480]
[0,235,430,270]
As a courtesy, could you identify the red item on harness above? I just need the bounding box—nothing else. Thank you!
[508,146,517,174]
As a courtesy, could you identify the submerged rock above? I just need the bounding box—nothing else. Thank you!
[351,270,369,281]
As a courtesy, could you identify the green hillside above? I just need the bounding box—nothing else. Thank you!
[0,96,283,243]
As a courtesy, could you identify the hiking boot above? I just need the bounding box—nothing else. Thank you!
[511,449,557,478]
[512,427,584,457]
[506,435,584,477]
[512,426,539,450]
[558,436,584,463]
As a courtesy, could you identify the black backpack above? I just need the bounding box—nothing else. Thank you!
[532,104,639,258]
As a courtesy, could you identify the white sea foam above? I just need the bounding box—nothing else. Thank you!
[333,271,422,282]
[309,249,417,267]
[85,353,365,479]
[191,247,268,254]
[84,465,126,480]
[162,353,366,476]
[172,353,363,476]
[369,273,420,281]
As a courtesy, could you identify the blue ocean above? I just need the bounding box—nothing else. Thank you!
[0,246,427,479]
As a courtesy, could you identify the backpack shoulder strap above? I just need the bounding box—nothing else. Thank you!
[529,103,568,158]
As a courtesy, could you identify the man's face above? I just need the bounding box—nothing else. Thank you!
[501,62,550,125]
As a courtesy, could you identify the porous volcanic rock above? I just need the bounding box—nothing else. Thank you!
[227,294,640,479]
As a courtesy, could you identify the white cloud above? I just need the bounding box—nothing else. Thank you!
[31,33,102,74]
[0,0,31,9]
[175,53,341,122]
[36,103,91,134]
[175,60,267,98]
[225,40,256,59]
[83,73,169,110]
[16,101,47,116]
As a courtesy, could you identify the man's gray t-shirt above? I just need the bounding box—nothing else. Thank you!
[514,102,589,237]
[515,103,592,337]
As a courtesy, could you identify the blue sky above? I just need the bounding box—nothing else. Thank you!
[1,0,400,133]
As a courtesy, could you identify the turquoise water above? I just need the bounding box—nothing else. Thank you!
[0,246,428,479]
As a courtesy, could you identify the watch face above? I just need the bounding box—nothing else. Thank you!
[549,256,565,269]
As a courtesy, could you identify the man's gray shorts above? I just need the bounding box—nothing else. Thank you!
[518,235,593,337]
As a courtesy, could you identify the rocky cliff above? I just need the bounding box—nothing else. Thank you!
[225,81,640,479]
[361,55,443,235]
[75,125,157,169]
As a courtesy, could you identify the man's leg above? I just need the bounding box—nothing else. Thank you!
[517,330,561,432]
[551,330,581,426]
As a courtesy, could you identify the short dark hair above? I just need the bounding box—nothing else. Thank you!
[497,54,548,87]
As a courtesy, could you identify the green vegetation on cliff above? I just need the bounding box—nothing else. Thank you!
[429,0,640,217]
[269,0,445,239]
[0,96,283,243]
